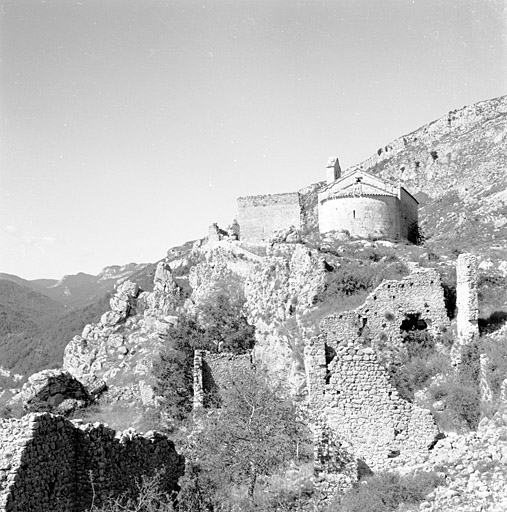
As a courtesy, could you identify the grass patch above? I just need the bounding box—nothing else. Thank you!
[329,471,444,512]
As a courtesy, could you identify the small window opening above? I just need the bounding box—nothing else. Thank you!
[353,209,356,219]
[400,313,428,332]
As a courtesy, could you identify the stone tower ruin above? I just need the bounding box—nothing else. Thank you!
[453,253,479,365]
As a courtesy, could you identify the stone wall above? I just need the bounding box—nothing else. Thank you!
[237,193,302,242]
[318,194,402,239]
[305,337,439,471]
[0,413,183,512]
[399,188,419,239]
[454,253,479,364]
[303,267,446,481]
[320,268,449,353]
[193,350,253,408]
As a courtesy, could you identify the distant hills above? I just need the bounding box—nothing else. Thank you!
[0,263,154,386]
[0,248,196,387]
[0,263,150,309]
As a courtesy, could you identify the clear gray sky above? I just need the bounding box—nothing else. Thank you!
[1,0,506,279]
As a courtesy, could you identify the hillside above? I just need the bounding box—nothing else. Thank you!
[356,94,507,260]
[0,279,114,385]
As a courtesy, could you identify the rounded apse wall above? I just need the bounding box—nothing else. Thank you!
[319,195,401,239]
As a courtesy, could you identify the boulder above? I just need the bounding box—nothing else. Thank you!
[82,374,107,397]
[19,369,90,414]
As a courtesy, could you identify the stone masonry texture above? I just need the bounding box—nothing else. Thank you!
[237,193,302,241]
[0,413,183,512]
[304,267,446,476]
[320,267,449,353]
[193,350,253,408]
[455,253,479,355]
[305,337,439,472]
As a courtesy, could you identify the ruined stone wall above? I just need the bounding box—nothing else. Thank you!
[237,193,301,242]
[0,413,183,512]
[321,268,449,352]
[305,337,439,471]
[456,253,479,348]
[319,194,402,239]
[193,350,253,408]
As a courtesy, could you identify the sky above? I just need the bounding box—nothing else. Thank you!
[1,0,506,280]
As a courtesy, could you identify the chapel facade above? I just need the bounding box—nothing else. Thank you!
[318,157,418,240]
[236,156,418,242]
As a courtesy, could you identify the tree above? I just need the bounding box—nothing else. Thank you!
[153,294,256,425]
[196,293,255,353]
[178,366,309,510]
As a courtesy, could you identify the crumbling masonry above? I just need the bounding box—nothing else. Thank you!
[304,267,449,495]
[193,350,253,408]
[320,268,449,353]
[0,413,183,512]
[453,253,479,365]
[305,338,439,472]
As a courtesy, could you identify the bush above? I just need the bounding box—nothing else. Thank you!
[430,346,481,430]
[88,471,176,512]
[408,222,425,245]
[318,259,409,304]
[432,378,481,430]
[387,330,451,402]
[330,471,444,512]
[153,293,256,424]
[177,367,310,510]
[482,334,507,396]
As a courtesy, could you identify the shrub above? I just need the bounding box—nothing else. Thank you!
[388,336,450,402]
[482,334,507,396]
[430,346,481,430]
[330,471,444,512]
[318,259,409,303]
[432,378,480,430]
[153,293,256,424]
[88,471,176,512]
[178,367,310,510]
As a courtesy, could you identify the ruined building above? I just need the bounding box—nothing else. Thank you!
[236,156,418,242]
[0,413,183,512]
[304,269,446,477]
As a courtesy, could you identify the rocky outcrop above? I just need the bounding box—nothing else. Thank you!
[353,95,507,202]
[62,267,182,403]
[397,408,507,512]
[186,241,261,316]
[244,244,328,391]
[268,225,302,244]
[143,261,181,318]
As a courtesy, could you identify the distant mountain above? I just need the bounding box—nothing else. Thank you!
[0,239,203,389]
[0,278,113,385]
[0,280,64,334]
[0,263,150,308]
[0,263,150,383]
[0,280,65,383]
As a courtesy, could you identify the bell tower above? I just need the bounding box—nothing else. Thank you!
[326,156,341,184]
